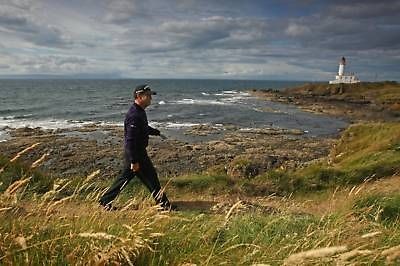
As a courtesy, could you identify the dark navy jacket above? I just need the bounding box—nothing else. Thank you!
[124,103,160,164]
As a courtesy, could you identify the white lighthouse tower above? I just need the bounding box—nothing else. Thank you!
[329,57,360,84]
[338,57,345,76]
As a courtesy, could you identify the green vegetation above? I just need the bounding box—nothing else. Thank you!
[289,81,400,113]
[354,193,400,224]
[255,122,400,194]
[1,121,400,264]
[288,81,400,100]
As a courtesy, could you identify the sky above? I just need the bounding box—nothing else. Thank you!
[0,0,399,81]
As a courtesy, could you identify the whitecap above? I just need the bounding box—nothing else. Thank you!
[174,98,228,106]
[222,90,238,94]
[0,117,93,130]
[149,121,205,129]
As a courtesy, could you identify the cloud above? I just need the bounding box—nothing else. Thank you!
[281,2,400,52]
[0,6,30,29]
[0,2,72,48]
[128,16,271,54]
[103,0,147,24]
[19,55,89,73]
[5,0,33,10]
[285,23,311,37]
[0,0,399,80]
[328,0,400,18]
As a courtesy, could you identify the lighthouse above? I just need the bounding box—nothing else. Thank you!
[338,57,345,76]
[329,57,360,84]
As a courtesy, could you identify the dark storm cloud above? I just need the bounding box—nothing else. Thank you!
[0,12,29,27]
[0,3,72,48]
[327,0,400,18]
[130,16,272,54]
[282,1,400,52]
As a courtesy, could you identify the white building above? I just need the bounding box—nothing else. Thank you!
[329,57,360,84]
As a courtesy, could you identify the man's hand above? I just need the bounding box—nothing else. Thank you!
[131,162,140,172]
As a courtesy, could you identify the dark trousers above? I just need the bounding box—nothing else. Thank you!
[99,153,170,208]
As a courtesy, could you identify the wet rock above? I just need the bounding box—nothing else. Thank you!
[207,141,234,152]
[62,151,74,157]
[192,145,202,151]
[184,145,193,151]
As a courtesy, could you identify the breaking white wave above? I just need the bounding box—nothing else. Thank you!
[150,121,204,129]
[174,98,229,105]
[2,114,34,120]
[0,116,121,130]
[222,90,239,94]
[150,121,227,130]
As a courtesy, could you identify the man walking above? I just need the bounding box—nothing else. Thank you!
[99,84,174,211]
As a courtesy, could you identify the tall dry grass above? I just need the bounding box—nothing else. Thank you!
[0,144,171,265]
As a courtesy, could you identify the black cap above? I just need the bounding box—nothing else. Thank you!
[134,84,156,97]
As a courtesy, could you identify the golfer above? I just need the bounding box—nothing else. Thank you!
[99,84,174,211]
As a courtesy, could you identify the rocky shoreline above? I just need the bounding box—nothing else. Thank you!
[250,82,400,122]
[0,122,335,181]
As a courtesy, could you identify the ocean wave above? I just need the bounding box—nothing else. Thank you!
[1,114,34,120]
[0,105,48,114]
[174,98,229,106]
[150,121,228,130]
[0,117,121,130]
[213,91,252,104]
[221,96,247,104]
[150,121,203,129]
[0,118,89,129]
[222,90,239,94]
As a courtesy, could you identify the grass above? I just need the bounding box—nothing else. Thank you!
[354,193,400,224]
[254,122,400,194]
[170,173,231,193]
[3,185,400,265]
[1,121,400,264]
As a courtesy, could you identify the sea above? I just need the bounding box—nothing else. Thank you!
[0,79,348,142]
